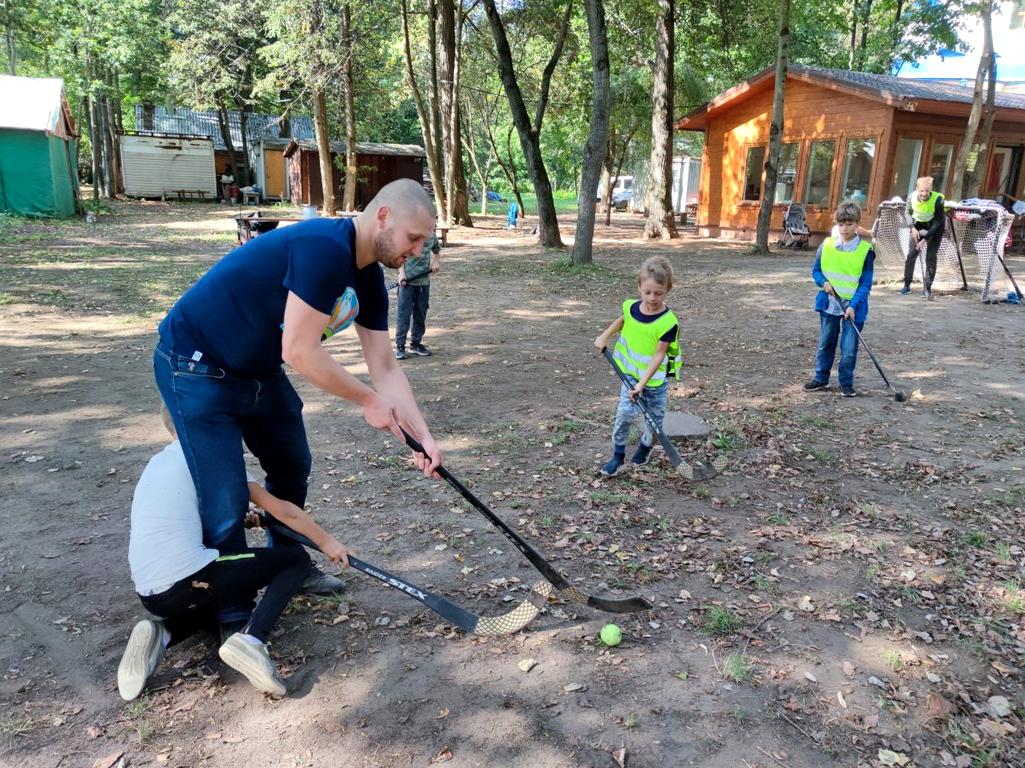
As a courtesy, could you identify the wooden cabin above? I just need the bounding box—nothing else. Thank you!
[676,65,1025,242]
[282,140,426,210]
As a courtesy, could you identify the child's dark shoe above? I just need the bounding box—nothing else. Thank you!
[803,379,828,391]
[601,451,626,477]
[630,442,653,466]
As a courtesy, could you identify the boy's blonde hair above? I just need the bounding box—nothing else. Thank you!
[638,255,674,291]
[160,402,177,438]
[834,200,862,223]
[915,176,934,189]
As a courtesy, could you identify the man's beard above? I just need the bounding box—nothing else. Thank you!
[373,229,403,268]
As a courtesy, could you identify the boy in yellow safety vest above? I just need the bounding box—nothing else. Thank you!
[594,255,682,476]
[804,201,875,398]
[900,176,944,299]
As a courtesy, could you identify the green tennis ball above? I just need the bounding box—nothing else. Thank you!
[600,623,622,647]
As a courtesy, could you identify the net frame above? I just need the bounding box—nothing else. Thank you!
[871,200,1018,303]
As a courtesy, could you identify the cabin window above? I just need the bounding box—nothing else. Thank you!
[743,146,766,201]
[890,138,923,199]
[773,143,799,204]
[928,143,954,196]
[804,140,836,207]
[840,137,876,207]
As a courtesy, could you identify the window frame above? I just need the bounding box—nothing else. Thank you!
[741,145,767,202]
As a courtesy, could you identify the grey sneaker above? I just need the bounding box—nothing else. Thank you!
[409,343,432,356]
[395,348,407,360]
[841,385,857,397]
[117,619,166,701]
[302,564,346,596]
[218,633,287,697]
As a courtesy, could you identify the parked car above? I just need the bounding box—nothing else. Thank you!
[611,188,632,211]
[597,175,633,203]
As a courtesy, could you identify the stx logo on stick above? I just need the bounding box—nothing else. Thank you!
[363,566,428,601]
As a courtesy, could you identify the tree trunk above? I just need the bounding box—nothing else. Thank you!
[856,0,872,70]
[754,0,790,253]
[505,126,526,215]
[950,0,992,199]
[427,0,447,218]
[461,98,494,216]
[482,0,571,248]
[400,0,446,217]
[570,0,610,266]
[965,3,997,200]
[3,0,14,76]
[643,0,678,240]
[312,87,335,215]
[341,3,358,211]
[104,67,122,195]
[86,55,101,200]
[848,0,858,70]
[98,89,115,198]
[237,103,251,187]
[216,105,239,193]
[438,0,472,225]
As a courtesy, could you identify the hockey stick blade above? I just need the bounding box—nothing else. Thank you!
[601,348,723,481]
[258,513,551,635]
[401,430,653,613]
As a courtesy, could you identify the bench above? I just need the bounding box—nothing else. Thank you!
[174,190,209,200]
[242,190,260,206]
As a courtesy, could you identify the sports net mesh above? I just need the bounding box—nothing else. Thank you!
[871,200,1018,302]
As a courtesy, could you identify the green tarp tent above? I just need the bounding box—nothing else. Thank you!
[0,75,79,218]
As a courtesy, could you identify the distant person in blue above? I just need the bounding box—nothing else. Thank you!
[507,201,520,229]
[153,179,444,632]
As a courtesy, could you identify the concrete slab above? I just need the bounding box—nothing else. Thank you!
[662,411,712,439]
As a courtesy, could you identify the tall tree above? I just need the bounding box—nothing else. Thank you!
[340,3,357,211]
[482,0,572,248]
[643,0,678,240]
[401,0,447,219]
[964,0,997,199]
[438,0,472,226]
[570,0,610,265]
[754,0,791,254]
[950,0,993,199]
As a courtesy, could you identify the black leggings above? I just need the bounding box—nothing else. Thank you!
[903,224,941,290]
[139,546,310,644]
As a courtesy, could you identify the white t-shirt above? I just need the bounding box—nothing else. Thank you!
[128,440,219,596]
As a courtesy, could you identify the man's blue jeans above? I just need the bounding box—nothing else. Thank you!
[396,284,430,349]
[154,345,311,622]
[812,312,862,388]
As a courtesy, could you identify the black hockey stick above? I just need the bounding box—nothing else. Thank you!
[995,252,1023,300]
[386,267,433,292]
[837,298,907,402]
[258,513,551,635]
[601,348,725,482]
[400,429,653,613]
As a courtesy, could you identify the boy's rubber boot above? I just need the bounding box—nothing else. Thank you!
[601,449,626,477]
[631,442,654,466]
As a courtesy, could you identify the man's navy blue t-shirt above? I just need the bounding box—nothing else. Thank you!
[158,218,387,377]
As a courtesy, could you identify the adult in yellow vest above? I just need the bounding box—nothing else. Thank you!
[901,176,944,300]
[804,201,875,398]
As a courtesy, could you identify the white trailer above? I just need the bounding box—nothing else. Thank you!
[119,132,216,198]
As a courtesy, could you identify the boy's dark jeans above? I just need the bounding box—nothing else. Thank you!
[153,344,311,623]
[396,284,430,348]
[813,312,862,389]
[140,546,310,644]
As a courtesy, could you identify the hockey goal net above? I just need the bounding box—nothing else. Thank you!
[871,200,1020,303]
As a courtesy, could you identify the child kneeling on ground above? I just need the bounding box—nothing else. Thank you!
[118,408,349,700]
[594,255,682,476]
[804,200,875,397]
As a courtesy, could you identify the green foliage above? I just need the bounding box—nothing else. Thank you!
[703,606,741,636]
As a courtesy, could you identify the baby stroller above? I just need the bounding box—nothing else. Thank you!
[777,203,810,249]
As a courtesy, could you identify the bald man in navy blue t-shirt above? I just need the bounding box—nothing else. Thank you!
[154,179,443,614]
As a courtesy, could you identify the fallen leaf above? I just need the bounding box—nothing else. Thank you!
[986,695,1011,718]
[842,661,855,677]
[804,671,817,683]
[878,749,910,766]
[926,692,954,721]
[837,691,847,709]
[611,745,627,768]
[430,746,454,763]
[91,752,125,768]
[437,708,449,719]
[798,595,815,612]
[563,683,586,693]
[518,658,537,673]
[979,719,1015,738]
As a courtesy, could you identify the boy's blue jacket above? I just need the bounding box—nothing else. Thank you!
[812,242,874,323]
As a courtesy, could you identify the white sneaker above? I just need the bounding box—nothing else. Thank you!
[218,633,287,697]
[117,619,165,701]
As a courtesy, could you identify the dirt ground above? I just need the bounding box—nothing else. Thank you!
[1,200,1023,768]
